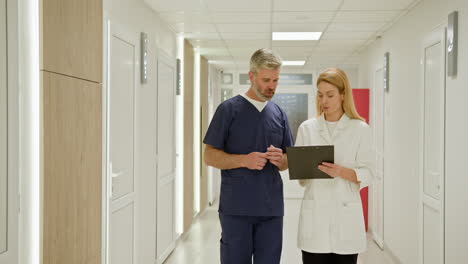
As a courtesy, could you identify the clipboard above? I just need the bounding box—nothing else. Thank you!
[286,145,334,179]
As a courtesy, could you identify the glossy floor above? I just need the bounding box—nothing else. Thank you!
[163,199,393,264]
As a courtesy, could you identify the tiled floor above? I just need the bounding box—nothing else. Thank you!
[163,199,393,264]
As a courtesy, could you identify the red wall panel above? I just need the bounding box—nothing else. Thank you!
[352,89,370,232]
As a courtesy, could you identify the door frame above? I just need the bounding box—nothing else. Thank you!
[0,0,19,263]
[418,24,447,264]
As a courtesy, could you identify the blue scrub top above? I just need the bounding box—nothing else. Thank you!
[203,95,294,216]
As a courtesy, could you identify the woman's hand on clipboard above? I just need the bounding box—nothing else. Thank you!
[318,162,359,183]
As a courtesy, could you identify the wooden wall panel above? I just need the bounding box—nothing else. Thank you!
[183,40,194,232]
[42,72,102,264]
[200,56,209,212]
[41,0,102,82]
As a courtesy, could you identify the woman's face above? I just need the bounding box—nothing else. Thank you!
[317,81,344,117]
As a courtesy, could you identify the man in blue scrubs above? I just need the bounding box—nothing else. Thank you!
[203,48,293,264]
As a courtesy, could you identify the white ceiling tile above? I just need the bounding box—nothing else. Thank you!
[211,13,271,23]
[272,46,315,57]
[272,40,319,47]
[158,12,212,24]
[225,40,271,47]
[228,47,263,57]
[334,10,401,23]
[221,32,271,40]
[340,0,416,10]
[274,47,316,54]
[281,55,314,61]
[320,31,375,40]
[171,23,218,33]
[327,22,386,32]
[190,40,226,48]
[273,12,335,23]
[272,23,328,32]
[199,47,230,56]
[204,0,272,12]
[314,45,358,53]
[217,24,271,33]
[308,49,354,56]
[307,56,345,63]
[184,32,221,40]
[144,0,205,12]
[306,56,352,66]
[318,39,367,47]
[273,0,342,11]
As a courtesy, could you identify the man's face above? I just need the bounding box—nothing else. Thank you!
[249,68,280,101]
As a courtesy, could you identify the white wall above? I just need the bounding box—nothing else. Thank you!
[359,0,468,263]
[104,0,176,263]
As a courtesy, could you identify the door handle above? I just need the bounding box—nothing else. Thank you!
[111,170,124,178]
[110,162,125,178]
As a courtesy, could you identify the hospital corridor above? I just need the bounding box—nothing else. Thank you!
[1,0,468,264]
[162,199,394,264]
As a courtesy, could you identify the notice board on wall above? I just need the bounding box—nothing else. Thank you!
[271,93,308,142]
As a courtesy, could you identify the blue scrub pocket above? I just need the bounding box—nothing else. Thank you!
[269,129,283,148]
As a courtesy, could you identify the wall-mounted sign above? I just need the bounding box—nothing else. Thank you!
[447,11,458,77]
[140,32,148,84]
[383,52,389,91]
[176,59,181,95]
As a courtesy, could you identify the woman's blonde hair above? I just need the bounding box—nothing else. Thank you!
[315,68,365,122]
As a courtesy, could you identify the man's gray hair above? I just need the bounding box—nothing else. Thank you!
[249,48,282,73]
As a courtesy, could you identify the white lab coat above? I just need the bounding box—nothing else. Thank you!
[295,113,374,254]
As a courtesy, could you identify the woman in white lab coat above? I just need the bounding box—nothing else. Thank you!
[295,68,374,264]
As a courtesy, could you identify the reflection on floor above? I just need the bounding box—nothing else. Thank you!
[163,199,393,264]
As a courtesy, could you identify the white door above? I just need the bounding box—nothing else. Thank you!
[371,68,385,248]
[107,21,137,264]
[420,26,446,264]
[155,50,177,264]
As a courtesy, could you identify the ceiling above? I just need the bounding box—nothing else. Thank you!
[144,0,421,70]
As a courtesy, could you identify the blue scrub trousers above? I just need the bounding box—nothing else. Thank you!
[219,213,283,264]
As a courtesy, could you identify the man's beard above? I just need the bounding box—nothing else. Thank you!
[253,83,274,101]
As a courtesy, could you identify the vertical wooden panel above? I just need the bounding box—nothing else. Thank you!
[199,56,209,212]
[43,72,102,264]
[183,40,194,232]
[41,0,102,82]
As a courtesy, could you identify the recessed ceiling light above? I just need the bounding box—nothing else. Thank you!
[283,61,306,66]
[273,32,322,41]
